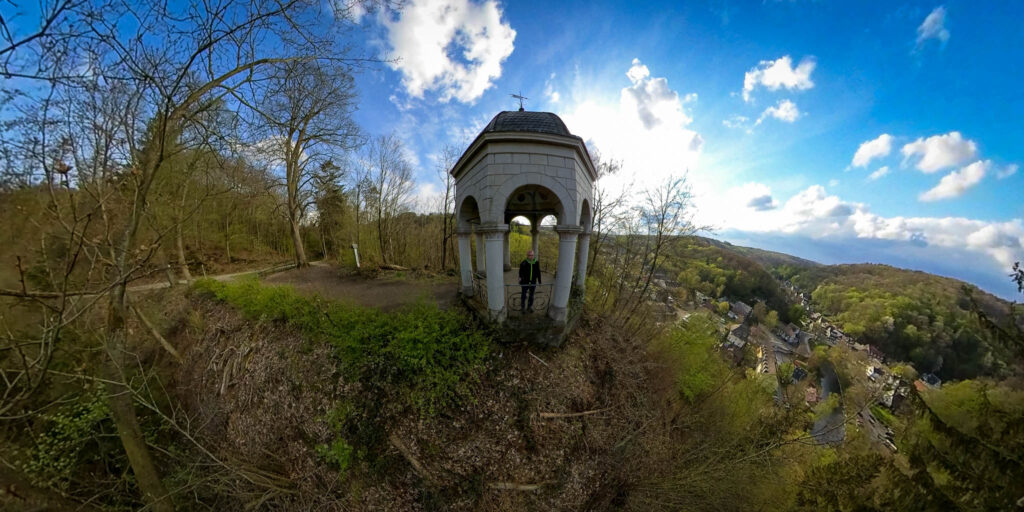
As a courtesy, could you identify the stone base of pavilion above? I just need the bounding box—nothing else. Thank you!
[460,270,582,347]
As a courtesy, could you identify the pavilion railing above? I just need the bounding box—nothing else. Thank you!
[469,273,554,317]
[506,283,553,316]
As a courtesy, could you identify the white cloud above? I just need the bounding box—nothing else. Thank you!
[544,73,560,103]
[852,133,893,168]
[623,58,693,128]
[996,163,1018,180]
[331,0,368,23]
[916,6,950,47]
[756,99,800,124]
[708,183,1023,283]
[867,166,890,181]
[919,160,988,202]
[828,179,840,187]
[382,0,516,103]
[731,182,778,211]
[723,115,749,129]
[742,55,816,102]
[901,131,978,173]
[561,58,702,196]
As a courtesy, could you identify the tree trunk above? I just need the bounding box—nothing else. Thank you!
[290,211,308,267]
[175,222,192,281]
[103,290,174,512]
[377,205,387,265]
[224,216,231,263]
[162,249,177,287]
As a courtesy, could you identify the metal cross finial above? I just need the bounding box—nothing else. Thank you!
[511,92,528,111]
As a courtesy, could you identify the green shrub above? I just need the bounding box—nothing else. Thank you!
[655,315,725,401]
[195,278,492,474]
[316,438,356,472]
[193,278,491,415]
[22,391,120,490]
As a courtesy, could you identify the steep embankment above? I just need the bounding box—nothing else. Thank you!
[168,279,663,511]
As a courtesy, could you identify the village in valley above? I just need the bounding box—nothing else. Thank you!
[648,271,940,452]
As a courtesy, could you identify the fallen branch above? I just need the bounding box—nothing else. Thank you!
[379,263,410,271]
[0,287,99,299]
[388,433,439,486]
[528,351,550,368]
[130,303,183,363]
[488,481,553,491]
[539,407,613,419]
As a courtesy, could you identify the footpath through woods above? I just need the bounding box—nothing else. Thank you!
[263,264,459,311]
[128,261,305,292]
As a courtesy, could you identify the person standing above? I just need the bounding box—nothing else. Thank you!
[518,249,541,313]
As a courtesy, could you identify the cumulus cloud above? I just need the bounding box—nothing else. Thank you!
[786,185,856,221]
[852,134,893,168]
[918,160,988,201]
[901,131,978,173]
[623,58,694,129]
[708,183,1023,291]
[756,99,800,124]
[742,55,816,102]
[732,183,778,211]
[722,115,749,129]
[867,166,890,181]
[561,59,702,194]
[382,0,516,103]
[996,163,1019,179]
[916,6,950,47]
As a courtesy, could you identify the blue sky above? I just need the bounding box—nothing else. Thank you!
[347,0,1023,298]
[11,0,1017,297]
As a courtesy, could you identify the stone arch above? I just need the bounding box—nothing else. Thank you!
[579,198,592,233]
[502,183,567,225]
[457,195,481,230]
[494,174,573,225]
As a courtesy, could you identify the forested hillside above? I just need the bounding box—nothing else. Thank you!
[781,264,1019,379]
[662,237,795,321]
[700,237,820,270]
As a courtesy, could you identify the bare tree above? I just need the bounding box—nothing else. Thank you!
[587,147,630,277]
[436,144,460,270]
[365,133,413,265]
[0,0,375,508]
[590,174,700,329]
[244,61,361,268]
[312,159,348,259]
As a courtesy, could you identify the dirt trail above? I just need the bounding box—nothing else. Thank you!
[263,264,459,311]
[128,262,298,292]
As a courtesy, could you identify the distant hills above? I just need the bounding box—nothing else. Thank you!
[690,236,1021,380]
[696,236,820,270]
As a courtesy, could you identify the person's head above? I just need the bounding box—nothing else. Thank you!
[526,250,535,260]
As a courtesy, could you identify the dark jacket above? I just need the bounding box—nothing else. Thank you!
[519,259,541,285]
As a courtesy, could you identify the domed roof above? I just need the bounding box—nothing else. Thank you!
[481,110,573,137]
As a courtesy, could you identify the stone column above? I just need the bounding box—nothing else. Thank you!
[575,232,591,292]
[475,232,486,276]
[503,231,511,271]
[530,219,540,256]
[482,225,509,321]
[549,225,581,324]
[457,230,473,296]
